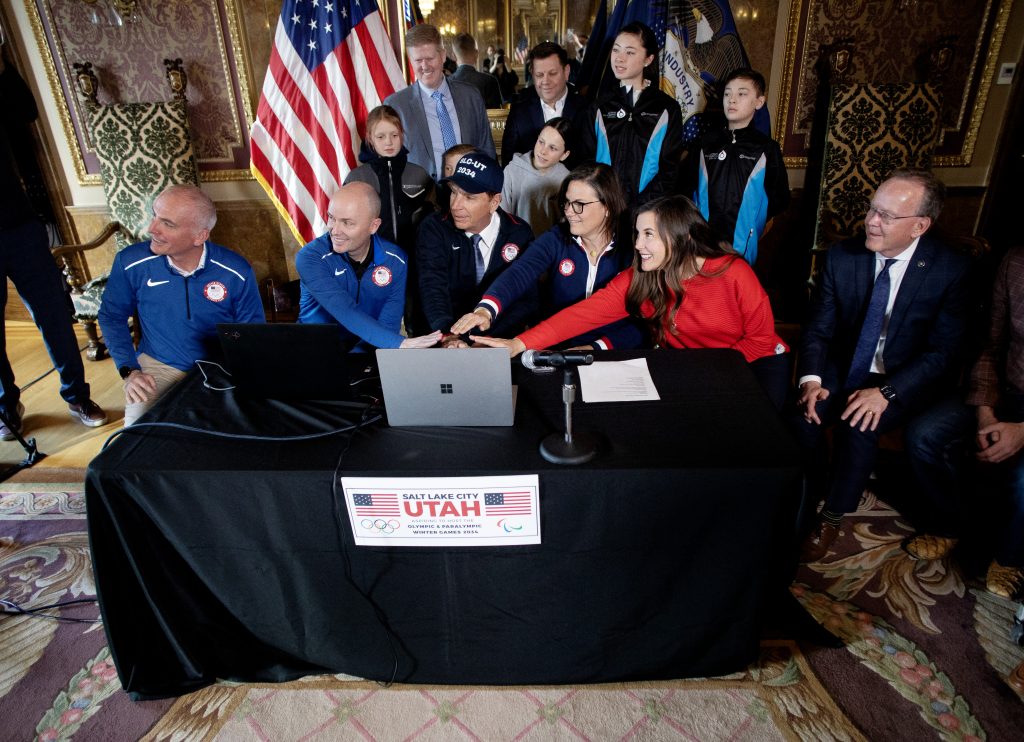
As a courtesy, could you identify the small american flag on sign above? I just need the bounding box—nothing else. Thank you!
[483,491,533,516]
[353,493,400,516]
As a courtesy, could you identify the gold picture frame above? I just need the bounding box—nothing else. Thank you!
[25,0,258,184]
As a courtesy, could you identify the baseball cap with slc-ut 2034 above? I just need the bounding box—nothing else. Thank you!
[442,151,504,194]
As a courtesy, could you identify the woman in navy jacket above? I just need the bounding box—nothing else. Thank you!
[451,163,643,349]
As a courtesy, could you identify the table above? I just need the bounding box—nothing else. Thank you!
[87,349,804,700]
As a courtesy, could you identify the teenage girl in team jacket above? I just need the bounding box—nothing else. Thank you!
[576,22,683,211]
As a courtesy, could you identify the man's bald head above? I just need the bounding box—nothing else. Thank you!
[326,182,382,261]
[333,181,381,220]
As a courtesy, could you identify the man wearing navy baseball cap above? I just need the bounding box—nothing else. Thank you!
[414,151,538,346]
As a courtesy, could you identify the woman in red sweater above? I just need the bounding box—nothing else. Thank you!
[473,195,790,408]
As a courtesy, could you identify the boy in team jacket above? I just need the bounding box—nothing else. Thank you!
[692,68,789,265]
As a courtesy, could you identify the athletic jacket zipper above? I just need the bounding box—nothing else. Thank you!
[183,276,191,319]
[387,160,398,236]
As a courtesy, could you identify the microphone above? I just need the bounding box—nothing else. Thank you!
[521,349,594,371]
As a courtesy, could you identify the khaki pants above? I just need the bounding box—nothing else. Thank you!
[124,353,187,427]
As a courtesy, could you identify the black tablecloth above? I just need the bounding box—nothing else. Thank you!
[87,349,804,699]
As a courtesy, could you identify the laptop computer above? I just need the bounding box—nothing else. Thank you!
[375,348,516,426]
[216,323,352,401]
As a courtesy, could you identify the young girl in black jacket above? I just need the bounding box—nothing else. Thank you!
[345,105,433,253]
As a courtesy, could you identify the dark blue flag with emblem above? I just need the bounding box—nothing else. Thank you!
[659,0,770,143]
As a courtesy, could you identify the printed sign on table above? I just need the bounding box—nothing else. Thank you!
[341,475,541,546]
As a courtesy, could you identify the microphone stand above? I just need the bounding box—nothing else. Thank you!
[540,367,599,465]
[0,408,46,483]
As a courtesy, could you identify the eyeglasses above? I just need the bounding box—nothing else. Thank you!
[562,199,602,215]
[866,206,922,226]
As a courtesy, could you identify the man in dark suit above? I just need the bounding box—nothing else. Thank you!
[451,33,503,109]
[415,151,536,344]
[500,42,584,166]
[384,24,495,182]
[794,169,973,562]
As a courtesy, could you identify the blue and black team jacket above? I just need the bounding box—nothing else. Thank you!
[296,233,408,351]
[98,241,264,372]
[476,225,643,349]
[695,124,790,264]
[578,84,683,209]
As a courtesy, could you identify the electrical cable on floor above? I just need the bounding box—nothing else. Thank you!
[0,597,101,624]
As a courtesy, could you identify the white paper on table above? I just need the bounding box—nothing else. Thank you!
[576,358,661,402]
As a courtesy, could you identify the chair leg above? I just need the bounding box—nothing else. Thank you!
[81,318,107,361]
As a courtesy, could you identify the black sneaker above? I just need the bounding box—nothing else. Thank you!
[1,402,25,441]
[68,399,108,427]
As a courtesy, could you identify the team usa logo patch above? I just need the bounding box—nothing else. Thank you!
[501,243,520,262]
[558,258,575,276]
[372,266,392,287]
[203,281,227,302]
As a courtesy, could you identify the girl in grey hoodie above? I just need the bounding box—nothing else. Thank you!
[500,117,574,235]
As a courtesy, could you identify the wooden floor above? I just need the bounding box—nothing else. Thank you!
[2,320,124,475]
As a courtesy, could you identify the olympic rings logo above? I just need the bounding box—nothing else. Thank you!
[361,518,400,534]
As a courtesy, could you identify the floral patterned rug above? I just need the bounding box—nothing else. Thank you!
[794,489,1024,741]
[1,483,1022,741]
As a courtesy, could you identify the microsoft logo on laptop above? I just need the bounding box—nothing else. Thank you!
[440,383,453,394]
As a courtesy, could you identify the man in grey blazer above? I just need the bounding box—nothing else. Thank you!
[385,24,496,182]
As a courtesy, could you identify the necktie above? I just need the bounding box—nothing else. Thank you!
[472,234,486,283]
[847,258,898,388]
[431,90,457,151]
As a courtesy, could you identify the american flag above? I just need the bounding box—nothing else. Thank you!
[483,491,533,516]
[353,493,400,516]
[250,0,406,244]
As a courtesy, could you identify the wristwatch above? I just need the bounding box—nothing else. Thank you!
[119,366,138,380]
[879,384,897,401]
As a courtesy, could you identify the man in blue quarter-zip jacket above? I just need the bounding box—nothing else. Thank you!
[296,182,441,351]
[98,185,265,426]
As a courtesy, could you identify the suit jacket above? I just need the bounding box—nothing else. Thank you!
[384,80,496,181]
[798,233,973,409]
[416,208,537,336]
[451,65,503,109]
[500,88,585,166]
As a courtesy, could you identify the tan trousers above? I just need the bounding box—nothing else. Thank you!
[123,353,187,427]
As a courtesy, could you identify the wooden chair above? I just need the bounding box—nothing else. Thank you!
[51,59,200,360]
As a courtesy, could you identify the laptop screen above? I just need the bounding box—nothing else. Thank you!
[217,323,352,401]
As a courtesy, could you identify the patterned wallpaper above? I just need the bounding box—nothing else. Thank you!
[31,0,251,180]
[777,0,1007,165]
